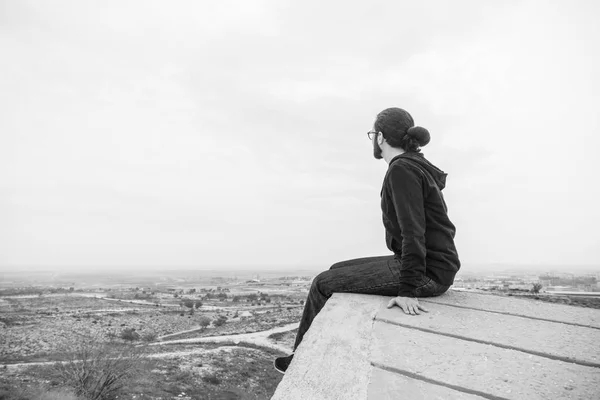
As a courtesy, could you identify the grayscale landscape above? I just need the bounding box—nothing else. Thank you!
[2,265,599,399]
[1,268,314,399]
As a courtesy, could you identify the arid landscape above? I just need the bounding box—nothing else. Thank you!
[2,267,599,400]
[0,269,313,400]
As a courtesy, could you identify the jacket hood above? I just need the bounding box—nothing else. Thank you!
[391,152,448,190]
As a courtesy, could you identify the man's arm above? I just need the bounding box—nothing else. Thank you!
[387,163,427,297]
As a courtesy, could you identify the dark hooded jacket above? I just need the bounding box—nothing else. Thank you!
[381,152,460,297]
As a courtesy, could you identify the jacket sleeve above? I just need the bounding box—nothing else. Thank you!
[387,163,427,297]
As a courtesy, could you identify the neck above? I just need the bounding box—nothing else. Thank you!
[383,147,405,164]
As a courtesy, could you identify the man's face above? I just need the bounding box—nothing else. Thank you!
[372,131,383,160]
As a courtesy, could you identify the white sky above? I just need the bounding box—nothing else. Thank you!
[1,0,599,271]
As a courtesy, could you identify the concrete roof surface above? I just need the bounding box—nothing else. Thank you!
[271,290,600,400]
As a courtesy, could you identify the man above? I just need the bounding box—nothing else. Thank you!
[274,107,460,373]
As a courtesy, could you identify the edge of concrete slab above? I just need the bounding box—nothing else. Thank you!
[270,293,383,400]
[270,290,600,400]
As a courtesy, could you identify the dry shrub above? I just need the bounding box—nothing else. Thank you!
[52,340,146,400]
[119,328,139,342]
[201,373,221,385]
[141,331,157,342]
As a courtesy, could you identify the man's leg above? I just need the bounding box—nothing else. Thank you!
[293,256,399,351]
[329,255,395,270]
[414,276,451,298]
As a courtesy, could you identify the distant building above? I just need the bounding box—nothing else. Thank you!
[239,311,253,320]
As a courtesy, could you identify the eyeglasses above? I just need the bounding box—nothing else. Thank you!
[367,130,379,140]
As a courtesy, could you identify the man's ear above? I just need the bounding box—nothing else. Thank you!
[377,133,385,145]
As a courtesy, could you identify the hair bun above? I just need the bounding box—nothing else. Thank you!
[407,126,430,147]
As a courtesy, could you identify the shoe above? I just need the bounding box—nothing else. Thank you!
[274,354,294,374]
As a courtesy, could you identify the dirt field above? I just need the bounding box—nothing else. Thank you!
[0,292,303,363]
[1,343,286,400]
[0,281,307,400]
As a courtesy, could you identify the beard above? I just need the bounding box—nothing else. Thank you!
[373,140,383,159]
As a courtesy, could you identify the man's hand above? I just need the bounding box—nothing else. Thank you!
[387,296,429,315]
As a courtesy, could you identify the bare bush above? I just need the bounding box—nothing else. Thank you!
[201,373,221,385]
[119,328,139,342]
[531,282,543,294]
[53,340,146,400]
[141,331,157,342]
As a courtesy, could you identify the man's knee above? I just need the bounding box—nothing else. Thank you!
[329,261,347,270]
[310,270,330,295]
[311,271,326,287]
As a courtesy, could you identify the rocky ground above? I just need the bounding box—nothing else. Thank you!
[0,294,303,363]
[0,288,306,400]
[1,342,287,400]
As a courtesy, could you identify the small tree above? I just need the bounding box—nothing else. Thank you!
[183,299,195,309]
[531,282,543,294]
[199,316,211,330]
[213,315,227,327]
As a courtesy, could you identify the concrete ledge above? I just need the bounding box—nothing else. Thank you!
[370,321,600,399]
[271,293,381,400]
[376,300,599,366]
[423,290,600,329]
[271,290,600,400]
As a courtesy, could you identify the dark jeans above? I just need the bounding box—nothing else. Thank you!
[292,255,450,351]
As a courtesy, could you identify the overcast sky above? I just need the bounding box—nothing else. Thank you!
[1,0,599,272]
